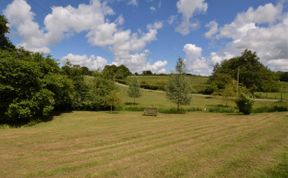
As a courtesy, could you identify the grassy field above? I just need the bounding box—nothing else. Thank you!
[0,111,287,177]
[127,75,209,93]
[117,83,278,112]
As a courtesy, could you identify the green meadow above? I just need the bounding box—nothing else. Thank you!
[0,111,287,178]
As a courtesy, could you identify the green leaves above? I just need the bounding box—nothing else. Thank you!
[166,58,192,111]
[128,79,141,104]
[236,93,254,115]
[209,50,277,93]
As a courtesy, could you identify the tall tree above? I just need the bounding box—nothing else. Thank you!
[128,79,141,105]
[0,15,14,49]
[209,50,277,93]
[166,58,192,111]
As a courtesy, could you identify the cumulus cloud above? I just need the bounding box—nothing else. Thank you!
[4,0,166,73]
[183,44,211,75]
[205,2,288,71]
[4,0,49,53]
[88,21,165,73]
[43,0,113,44]
[268,59,288,71]
[4,0,113,53]
[204,21,218,39]
[61,53,108,71]
[176,0,208,35]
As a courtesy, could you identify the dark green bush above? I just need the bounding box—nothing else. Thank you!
[236,93,254,115]
[5,100,33,125]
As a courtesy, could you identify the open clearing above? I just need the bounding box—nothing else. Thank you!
[0,112,287,178]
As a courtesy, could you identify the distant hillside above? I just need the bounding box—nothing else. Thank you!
[120,75,209,93]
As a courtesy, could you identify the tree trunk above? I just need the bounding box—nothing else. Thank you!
[177,102,180,111]
[134,97,136,105]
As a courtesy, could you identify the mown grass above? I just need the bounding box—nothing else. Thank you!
[0,111,287,177]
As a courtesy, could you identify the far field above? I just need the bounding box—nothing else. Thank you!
[0,112,287,177]
[117,83,280,112]
[127,75,209,93]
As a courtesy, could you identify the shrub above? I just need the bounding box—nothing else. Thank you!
[236,93,254,115]
[5,100,33,125]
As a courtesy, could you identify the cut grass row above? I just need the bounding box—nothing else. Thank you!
[0,111,287,177]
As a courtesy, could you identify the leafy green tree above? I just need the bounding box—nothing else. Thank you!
[103,64,131,80]
[105,90,121,112]
[128,79,141,105]
[142,70,153,75]
[0,15,14,49]
[278,72,288,82]
[102,65,118,80]
[166,58,192,111]
[83,76,116,110]
[42,74,75,110]
[62,63,88,104]
[115,65,131,80]
[209,50,277,93]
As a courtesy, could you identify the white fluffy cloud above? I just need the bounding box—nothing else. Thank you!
[4,0,166,73]
[204,21,218,39]
[205,2,288,71]
[176,0,208,35]
[4,0,113,53]
[183,44,211,75]
[88,21,165,73]
[61,53,108,71]
[4,0,49,53]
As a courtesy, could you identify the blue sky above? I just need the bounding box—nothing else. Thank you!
[1,0,287,75]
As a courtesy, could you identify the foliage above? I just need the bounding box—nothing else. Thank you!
[115,65,131,80]
[166,58,192,111]
[235,93,254,115]
[62,63,88,104]
[0,15,14,50]
[278,71,288,82]
[42,74,75,110]
[103,64,131,80]
[209,50,277,93]
[128,79,141,104]
[79,76,117,111]
[105,90,121,112]
[4,89,54,126]
[142,70,153,75]
[222,81,236,106]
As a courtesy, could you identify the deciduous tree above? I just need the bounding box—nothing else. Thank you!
[166,58,192,111]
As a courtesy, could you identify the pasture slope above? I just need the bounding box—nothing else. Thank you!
[0,111,287,178]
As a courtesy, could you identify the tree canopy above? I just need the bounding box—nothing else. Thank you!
[166,58,192,111]
[209,50,277,93]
